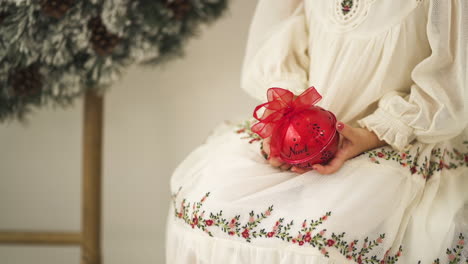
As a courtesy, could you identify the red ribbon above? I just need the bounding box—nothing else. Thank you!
[251,86,322,160]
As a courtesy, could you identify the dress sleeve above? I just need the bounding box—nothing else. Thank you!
[240,0,309,102]
[357,0,467,151]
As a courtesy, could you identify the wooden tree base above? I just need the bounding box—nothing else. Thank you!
[0,91,103,264]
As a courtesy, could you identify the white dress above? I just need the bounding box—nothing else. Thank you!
[166,0,468,263]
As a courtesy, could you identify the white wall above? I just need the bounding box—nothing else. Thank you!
[0,1,258,263]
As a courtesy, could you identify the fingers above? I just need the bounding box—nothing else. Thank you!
[338,133,345,149]
[268,156,293,171]
[262,137,271,156]
[280,163,292,171]
[291,166,309,174]
[336,121,357,142]
[268,156,283,167]
[312,148,348,175]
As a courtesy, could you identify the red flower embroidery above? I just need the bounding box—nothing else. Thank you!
[173,191,421,263]
[236,128,245,134]
[242,229,250,238]
[367,146,468,179]
[249,138,260,144]
[439,160,445,169]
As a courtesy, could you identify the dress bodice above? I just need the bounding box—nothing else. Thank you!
[305,0,424,35]
[301,0,431,125]
[240,0,466,152]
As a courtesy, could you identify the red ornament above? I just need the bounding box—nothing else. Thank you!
[251,87,339,169]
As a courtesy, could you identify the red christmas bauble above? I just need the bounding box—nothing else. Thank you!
[251,86,339,169]
[276,106,339,168]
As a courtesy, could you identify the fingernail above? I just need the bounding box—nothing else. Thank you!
[336,122,344,131]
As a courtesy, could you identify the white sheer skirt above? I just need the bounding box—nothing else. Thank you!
[166,120,468,264]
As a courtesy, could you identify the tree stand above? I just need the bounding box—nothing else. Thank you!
[0,91,103,264]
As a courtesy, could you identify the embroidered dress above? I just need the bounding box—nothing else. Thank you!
[166,0,468,263]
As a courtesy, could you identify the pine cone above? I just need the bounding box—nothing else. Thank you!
[9,65,43,97]
[0,12,9,24]
[88,17,121,56]
[165,0,192,20]
[40,0,75,19]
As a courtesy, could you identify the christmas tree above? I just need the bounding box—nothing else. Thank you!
[0,0,228,121]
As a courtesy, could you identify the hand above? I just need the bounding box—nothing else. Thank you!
[262,136,295,171]
[291,121,388,175]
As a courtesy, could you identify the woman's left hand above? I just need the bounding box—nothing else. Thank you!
[291,121,388,175]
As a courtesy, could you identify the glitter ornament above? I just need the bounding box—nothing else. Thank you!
[251,87,339,169]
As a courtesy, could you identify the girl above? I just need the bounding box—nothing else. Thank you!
[166,0,467,263]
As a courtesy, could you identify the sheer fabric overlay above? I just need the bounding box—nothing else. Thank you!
[167,0,467,263]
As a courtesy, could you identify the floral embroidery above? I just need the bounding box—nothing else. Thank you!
[365,141,468,179]
[172,189,468,263]
[236,119,468,177]
[421,233,468,264]
[172,189,403,263]
[235,119,262,144]
[236,119,268,158]
[341,0,354,15]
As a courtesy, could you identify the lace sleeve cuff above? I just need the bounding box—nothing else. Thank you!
[357,107,416,152]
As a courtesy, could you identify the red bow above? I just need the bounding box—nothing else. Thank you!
[251,86,322,159]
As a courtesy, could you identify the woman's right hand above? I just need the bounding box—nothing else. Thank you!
[262,137,294,171]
